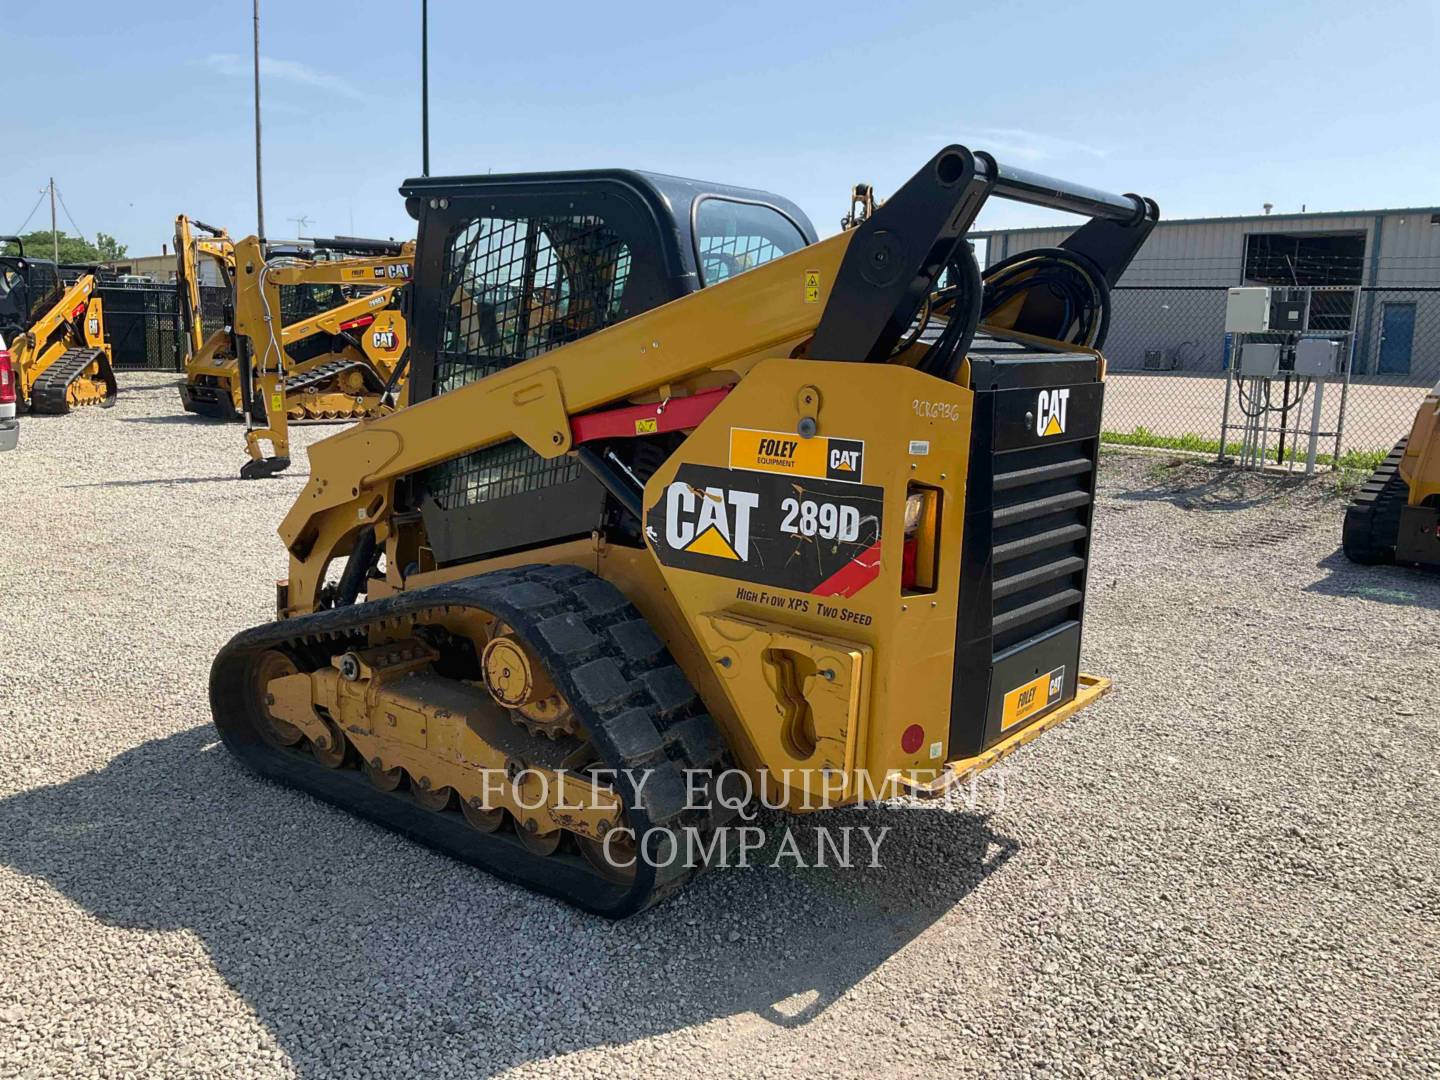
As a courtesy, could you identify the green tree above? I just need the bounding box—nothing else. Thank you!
[0,229,128,264]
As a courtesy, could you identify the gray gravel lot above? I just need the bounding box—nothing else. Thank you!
[1,371,1437,1079]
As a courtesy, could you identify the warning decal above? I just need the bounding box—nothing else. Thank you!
[646,464,883,596]
[729,428,865,484]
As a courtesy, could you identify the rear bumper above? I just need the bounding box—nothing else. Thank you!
[897,673,1110,797]
[0,417,17,452]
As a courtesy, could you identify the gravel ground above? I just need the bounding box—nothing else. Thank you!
[1,371,1437,1079]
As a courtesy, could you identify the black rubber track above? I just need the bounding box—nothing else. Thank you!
[1342,438,1409,565]
[210,565,735,918]
[29,347,118,414]
[287,357,383,395]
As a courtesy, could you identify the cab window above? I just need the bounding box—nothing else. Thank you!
[694,198,808,286]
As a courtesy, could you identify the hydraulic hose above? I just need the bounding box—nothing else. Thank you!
[979,247,1112,350]
[917,244,984,383]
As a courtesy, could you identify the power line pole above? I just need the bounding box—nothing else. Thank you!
[421,0,430,176]
[253,0,266,241]
[49,178,58,262]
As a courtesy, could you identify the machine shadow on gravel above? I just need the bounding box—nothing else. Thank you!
[116,413,233,425]
[1110,459,1312,512]
[0,725,1016,1077]
[1305,549,1440,608]
[63,475,244,489]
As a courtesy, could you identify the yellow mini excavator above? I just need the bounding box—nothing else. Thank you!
[0,236,116,413]
[1343,379,1440,571]
[230,235,412,478]
[174,215,239,417]
[176,222,411,437]
[209,146,1158,916]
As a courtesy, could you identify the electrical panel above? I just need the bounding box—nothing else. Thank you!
[1225,287,1272,332]
[1294,337,1342,377]
[1238,342,1282,379]
[1269,300,1306,332]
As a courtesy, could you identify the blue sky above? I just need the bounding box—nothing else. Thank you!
[4,0,1438,255]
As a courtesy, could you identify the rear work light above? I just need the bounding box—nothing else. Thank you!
[0,350,14,406]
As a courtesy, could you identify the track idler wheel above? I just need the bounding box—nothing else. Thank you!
[252,650,305,748]
[410,776,454,812]
[363,758,404,791]
[310,718,349,768]
[461,799,505,833]
[578,829,638,884]
[516,818,562,856]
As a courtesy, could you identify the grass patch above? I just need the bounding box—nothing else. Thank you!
[1102,427,1389,476]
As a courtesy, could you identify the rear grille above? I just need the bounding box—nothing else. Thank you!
[945,349,1104,758]
[989,441,1094,655]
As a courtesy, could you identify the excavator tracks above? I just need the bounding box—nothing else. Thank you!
[29,348,118,414]
[181,360,388,423]
[1343,438,1409,565]
[285,358,386,421]
[210,564,735,917]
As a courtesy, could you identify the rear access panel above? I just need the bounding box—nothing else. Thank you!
[949,345,1104,757]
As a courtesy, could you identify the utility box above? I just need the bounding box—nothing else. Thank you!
[1294,337,1342,377]
[1238,342,1282,379]
[1269,299,1306,332]
[1226,287,1272,333]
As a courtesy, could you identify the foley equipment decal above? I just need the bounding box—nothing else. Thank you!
[1001,666,1065,730]
[646,464,883,597]
[729,428,865,483]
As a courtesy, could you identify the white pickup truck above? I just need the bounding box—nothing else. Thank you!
[0,331,17,451]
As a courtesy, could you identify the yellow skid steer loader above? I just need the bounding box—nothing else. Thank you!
[0,237,116,413]
[1343,378,1440,570]
[209,145,1157,916]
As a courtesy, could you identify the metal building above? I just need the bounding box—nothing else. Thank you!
[971,206,1440,380]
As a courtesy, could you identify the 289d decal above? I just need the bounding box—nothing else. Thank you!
[646,464,884,597]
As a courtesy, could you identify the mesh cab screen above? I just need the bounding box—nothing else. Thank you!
[423,214,632,511]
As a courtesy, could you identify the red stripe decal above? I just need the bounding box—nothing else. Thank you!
[571,387,731,444]
[810,540,882,598]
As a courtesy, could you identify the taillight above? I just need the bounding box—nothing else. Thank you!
[70,301,88,319]
[901,486,940,593]
[339,314,375,331]
[0,350,15,406]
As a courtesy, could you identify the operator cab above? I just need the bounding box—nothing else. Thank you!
[399,169,816,401]
[395,169,817,563]
[0,252,62,338]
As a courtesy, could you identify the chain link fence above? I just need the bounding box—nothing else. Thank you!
[1100,278,1439,469]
